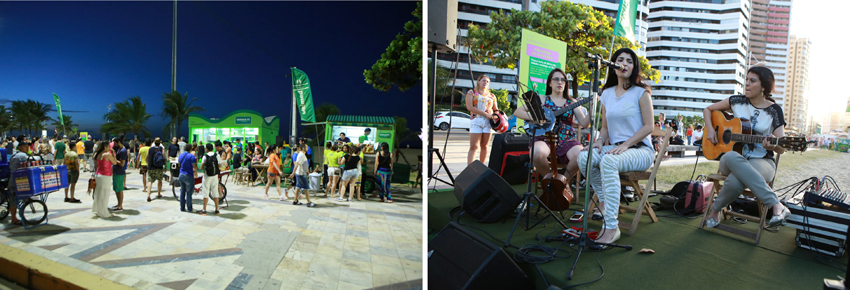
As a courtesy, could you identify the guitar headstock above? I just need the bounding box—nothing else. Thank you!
[780,136,809,153]
[544,132,557,143]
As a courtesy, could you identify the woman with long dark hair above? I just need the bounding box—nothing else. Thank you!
[264,145,285,200]
[374,142,393,203]
[514,68,590,178]
[465,74,500,165]
[577,48,656,247]
[703,66,790,228]
[93,141,118,218]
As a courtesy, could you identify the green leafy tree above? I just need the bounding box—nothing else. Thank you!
[0,106,11,137]
[491,89,514,117]
[302,103,341,140]
[161,91,204,139]
[363,2,422,92]
[30,100,52,136]
[51,114,79,135]
[102,96,153,138]
[466,1,660,99]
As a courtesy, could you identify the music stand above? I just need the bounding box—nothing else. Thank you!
[504,83,569,247]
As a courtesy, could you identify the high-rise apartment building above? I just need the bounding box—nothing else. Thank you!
[784,35,811,135]
[747,0,792,108]
[645,0,751,118]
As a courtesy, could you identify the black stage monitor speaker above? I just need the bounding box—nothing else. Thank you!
[454,161,521,223]
[428,0,457,53]
[428,222,533,290]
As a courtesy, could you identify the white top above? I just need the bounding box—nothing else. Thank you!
[728,95,785,159]
[178,141,187,155]
[693,130,703,140]
[295,153,308,176]
[601,86,652,148]
[201,151,223,177]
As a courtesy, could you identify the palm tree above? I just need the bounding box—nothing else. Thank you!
[428,59,462,101]
[161,91,204,139]
[301,102,341,139]
[101,96,153,138]
[27,100,52,136]
[51,114,79,136]
[10,100,32,135]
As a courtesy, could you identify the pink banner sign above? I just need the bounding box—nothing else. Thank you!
[526,44,559,63]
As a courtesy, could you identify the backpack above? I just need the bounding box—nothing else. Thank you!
[151,147,165,168]
[204,154,220,176]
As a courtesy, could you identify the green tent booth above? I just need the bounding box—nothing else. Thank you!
[187,110,280,145]
[324,115,395,151]
[321,115,408,193]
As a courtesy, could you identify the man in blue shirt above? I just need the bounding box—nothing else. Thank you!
[111,138,127,211]
[178,143,198,212]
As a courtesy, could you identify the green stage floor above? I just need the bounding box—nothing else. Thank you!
[428,185,846,290]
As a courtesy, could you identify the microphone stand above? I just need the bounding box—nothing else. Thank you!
[504,83,568,247]
[566,53,632,281]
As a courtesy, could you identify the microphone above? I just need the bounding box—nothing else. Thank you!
[607,62,624,71]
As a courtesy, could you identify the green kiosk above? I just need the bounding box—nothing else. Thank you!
[188,110,280,144]
[324,115,395,150]
[319,115,409,192]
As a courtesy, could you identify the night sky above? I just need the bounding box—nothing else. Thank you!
[0,1,422,144]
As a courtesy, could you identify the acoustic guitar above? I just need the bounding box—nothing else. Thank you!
[539,132,573,212]
[702,110,808,160]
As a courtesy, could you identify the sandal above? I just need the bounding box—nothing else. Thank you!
[147,197,152,202]
[11,220,23,226]
[198,210,208,216]
[591,210,603,221]
[387,200,393,203]
[214,210,220,215]
[157,194,163,198]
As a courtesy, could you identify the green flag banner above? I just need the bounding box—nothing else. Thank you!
[291,68,316,123]
[613,0,639,42]
[52,93,64,126]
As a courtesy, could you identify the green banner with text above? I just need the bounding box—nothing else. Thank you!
[291,68,316,123]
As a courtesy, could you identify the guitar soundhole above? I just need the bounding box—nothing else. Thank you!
[722,130,732,144]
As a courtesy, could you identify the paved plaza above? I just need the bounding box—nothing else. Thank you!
[0,167,423,290]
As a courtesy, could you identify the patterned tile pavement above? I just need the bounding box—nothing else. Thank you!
[0,167,423,290]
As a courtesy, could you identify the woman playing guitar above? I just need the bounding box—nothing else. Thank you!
[703,66,791,229]
[514,68,590,178]
[578,48,655,247]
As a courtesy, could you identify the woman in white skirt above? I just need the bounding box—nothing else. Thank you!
[92,141,118,218]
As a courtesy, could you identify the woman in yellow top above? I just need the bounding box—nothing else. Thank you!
[326,144,344,199]
[139,139,151,195]
[323,141,332,196]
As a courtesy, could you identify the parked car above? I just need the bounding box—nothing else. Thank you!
[433,111,470,131]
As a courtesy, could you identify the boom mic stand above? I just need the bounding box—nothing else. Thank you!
[504,83,568,247]
[566,53,632,281]
[428,43,455,187]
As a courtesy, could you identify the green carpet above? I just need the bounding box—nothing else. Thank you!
[428,185,845,290]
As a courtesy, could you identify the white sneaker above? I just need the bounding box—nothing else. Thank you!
[337,197,344,201]
[280,196,288,201]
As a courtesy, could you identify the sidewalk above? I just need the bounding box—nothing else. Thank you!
[0,167,422,290]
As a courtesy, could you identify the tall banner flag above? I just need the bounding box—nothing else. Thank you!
[291,68,316,123]
[613,0,639,42]
[52,93,64,126]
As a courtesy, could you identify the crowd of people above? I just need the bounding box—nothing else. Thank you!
[1,132,402,221]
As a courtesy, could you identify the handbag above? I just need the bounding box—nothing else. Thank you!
[87,156,97,194]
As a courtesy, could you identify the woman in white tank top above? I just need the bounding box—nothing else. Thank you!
[465,75,500,165]
[577,48,655,247]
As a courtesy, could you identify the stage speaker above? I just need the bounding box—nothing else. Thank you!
[454,161,521,223]
[428,0,457,53]
[276,136,284,147]
[428,222,533,290]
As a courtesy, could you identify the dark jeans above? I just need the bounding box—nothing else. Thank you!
[323,164,329,188]
[179,174,193,212]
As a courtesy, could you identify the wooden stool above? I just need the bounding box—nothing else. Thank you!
[699,154,781,245]
[587,127,672,236]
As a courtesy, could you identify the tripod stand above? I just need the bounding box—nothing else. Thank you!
[563,53,632,280]
[504,88,569,247]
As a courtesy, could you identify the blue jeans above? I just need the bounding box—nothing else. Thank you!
[179,174,194,212]
[687,136,692,145]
